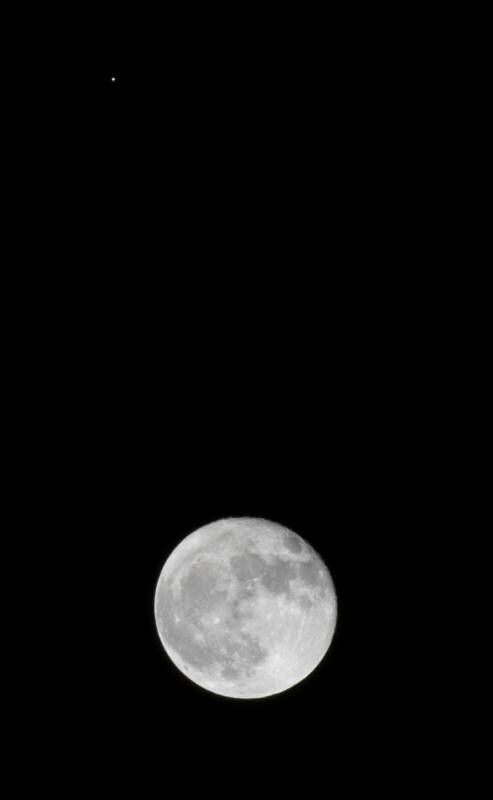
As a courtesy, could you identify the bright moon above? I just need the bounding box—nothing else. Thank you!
[154,518,338,699]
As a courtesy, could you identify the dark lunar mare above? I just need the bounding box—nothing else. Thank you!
[230,551,299,595]
[298,556,320,585]
[282,531,303,553]
[229,552,266,581]
[261,557,298,594]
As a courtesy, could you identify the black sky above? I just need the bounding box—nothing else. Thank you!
[18,10,433,793]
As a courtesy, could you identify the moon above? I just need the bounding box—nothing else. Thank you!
[154,518,337,699]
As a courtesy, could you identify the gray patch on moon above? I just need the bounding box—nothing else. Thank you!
[230,552,266,581]
[261,557,297,594]
[228,596,255,625]
[298,594,314,610]
[298,556,324,587]
[236,583,256,601]
[225,631,267,668]
[282,530,303,554]
[222,666,240,680]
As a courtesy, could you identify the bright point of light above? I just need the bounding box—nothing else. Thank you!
[111,76,116,82]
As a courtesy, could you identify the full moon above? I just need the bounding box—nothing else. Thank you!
[154,518,337,699]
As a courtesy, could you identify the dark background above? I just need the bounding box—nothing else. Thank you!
[14,10,440,793]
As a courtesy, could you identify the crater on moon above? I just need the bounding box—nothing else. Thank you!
[154,517,337,699]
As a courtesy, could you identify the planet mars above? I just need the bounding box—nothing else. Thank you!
[154,517,337,699]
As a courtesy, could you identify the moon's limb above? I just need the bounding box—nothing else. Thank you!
[154,518,337,699]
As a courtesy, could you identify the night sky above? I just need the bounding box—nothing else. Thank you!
[21,11,431,795]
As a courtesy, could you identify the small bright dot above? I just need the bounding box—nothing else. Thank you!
[111,76,116,82]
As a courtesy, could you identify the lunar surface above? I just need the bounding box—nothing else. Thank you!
[154,518,337,699]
